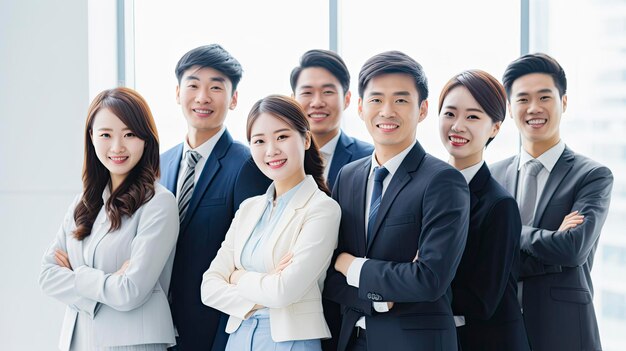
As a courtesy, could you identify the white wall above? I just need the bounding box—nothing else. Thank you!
[0,0,89,349]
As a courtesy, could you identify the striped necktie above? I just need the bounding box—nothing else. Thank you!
[367,166,389,240]
[178,150,201,223]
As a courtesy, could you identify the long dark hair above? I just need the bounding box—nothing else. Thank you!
[73,87,160,240]
[246,95,330,196]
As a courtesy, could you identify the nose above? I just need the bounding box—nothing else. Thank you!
[380,101,394,118]
[266,140,281,157]
[527,99,541,114]
[452,118,466,133]
[310,92,325,108]
[110,137,125,153]
[195,88,212,104]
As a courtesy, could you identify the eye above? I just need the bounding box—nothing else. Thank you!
[187,84,197,89]
[277,134,289,141]
[369,98,381,104]
[395,98,408,103]
[442,111,455,118]
[467,115,479,120]
[124,132,137,138]
[323,90,335,95]
[211,86,223,91]
[299,91,312,96]
[516,98,528,103]
[252,139,264,145]
[100,133,111,138]
[540,96,551,101]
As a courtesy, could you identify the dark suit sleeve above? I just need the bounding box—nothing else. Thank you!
[323,167,374,316]
[453,197,520,319]
[359,169,470,302]
[520,166,613,267]
[233,157,271,214]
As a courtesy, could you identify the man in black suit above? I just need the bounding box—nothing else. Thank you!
[323,51,470,351]
[491,53,613,351]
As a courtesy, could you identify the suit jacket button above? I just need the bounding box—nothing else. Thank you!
[367,292,372,299]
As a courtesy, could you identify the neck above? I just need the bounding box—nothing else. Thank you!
[313,128,340,149]
[374,140,414,165]
[449,152,483,171]
[523,137,560,158]
[274,172,306,198]
[188,127,222,149]
[110,174,124,193]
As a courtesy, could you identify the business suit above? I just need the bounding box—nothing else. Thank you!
[39,184,179,351]
[160,130,270,351]
[327,132,373,190]
[324,142,470,351]
[490,145,613,351]
[201,175,341,342]
[451,163,529,351]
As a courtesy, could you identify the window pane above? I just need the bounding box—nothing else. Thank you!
[133,0,328,150]
[340,0,520,164]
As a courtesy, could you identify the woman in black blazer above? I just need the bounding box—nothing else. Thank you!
[438,70,530,350]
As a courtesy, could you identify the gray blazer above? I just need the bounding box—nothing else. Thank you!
[39,183,179,351]
[490,146,613,351]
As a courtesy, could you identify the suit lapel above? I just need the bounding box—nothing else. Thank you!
[162,144,183,195]
[504,155,520,199]
[352,159,370,256]
[328,133,353,189]
[468,163,490,213]
[366,143,425,253]
[534,147,574,226]
[180,131,233,234]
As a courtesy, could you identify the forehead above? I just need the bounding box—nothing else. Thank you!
[296,67,341,88]
[364,73,418,96]
[511,73,558,94]
[182,65,232,85]
[251,113,294,132]
[443,86,480,106]
[92,108,126,128]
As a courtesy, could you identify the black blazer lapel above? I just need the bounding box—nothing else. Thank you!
[534,147,575,226]
[352,159,370,256]
[469,163,490,212]
[180,131,233,233]
[366,142,426,252]
[328,133,353,189]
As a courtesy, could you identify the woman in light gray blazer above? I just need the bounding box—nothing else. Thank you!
[39,87,179,351]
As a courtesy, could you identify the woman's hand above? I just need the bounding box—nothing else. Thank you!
[270,252,293,274]
[54,250,73,271]
[229,269,247,285]
[558,211,584,231]
[113,260,130,276]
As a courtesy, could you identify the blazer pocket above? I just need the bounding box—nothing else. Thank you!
[550,287,592,304]
[198,196,226,207]
[291,299,322,314]
[385,214,416,227]
[399,313,451,330]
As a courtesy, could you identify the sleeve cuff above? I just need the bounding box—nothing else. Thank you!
[346,257,368,288]
[373,302,389,313]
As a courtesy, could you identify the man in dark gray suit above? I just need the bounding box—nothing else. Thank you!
[490,53,613,351]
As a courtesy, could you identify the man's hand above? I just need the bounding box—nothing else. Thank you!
[334,252,356,277]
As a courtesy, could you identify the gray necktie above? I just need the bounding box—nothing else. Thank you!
[178,150,201,223]
[519,159,544,226]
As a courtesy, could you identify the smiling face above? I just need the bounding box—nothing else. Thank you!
[176,65,238,147]
[509,72,567,156]
[358,73,427,164]
[439,86,500,170]
[293,67,350,146]
[91,108,146,190]
[249,113,309,196]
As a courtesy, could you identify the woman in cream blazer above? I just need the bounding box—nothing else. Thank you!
[201,95,341,351]
[39,88,178,351]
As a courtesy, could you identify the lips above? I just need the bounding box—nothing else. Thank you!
[308,112,329,122]
[526,118,546,126]
[448,135,469,146]
[377,123,399,131]
[193,108,213,117]
[109,156,129,164]
[267,159,287,169]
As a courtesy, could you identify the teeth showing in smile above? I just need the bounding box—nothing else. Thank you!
[450,137,468,144]
[110,156,128,161]
[527,119,546,125]
[377,124,398,130]
[309,113,328,118]
[194,109,211,114]
[268,159,286,167]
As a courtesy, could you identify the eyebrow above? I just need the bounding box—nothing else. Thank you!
[184,75,226,83]
[299,83,339,89]
[367,91,411,97]
[250,128,292,139]
[443,105,484,113]
[515,88,555,97]
[95,127,131,131]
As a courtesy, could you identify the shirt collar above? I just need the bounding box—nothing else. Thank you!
[181,126,226,161]
[368,140,417,179]
[518,139,565,173]
[458,160,484,184]
[264,176,307,205]
[319,130,342,159]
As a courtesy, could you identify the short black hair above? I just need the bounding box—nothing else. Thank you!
[502,52,567,100]
[358,51,428,104]
[175,44,243,95]
[290,49,350,95]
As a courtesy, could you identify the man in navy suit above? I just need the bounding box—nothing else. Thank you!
[491,53,613,351]
[324,51,470,351]
[291,49,373,351]
[291,49,373,190]
[160,44,270,351]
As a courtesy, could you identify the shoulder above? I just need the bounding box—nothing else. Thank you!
[144,183,177,211]
[483,177,518,210]
[489,155,516,173]
[421,154,464,180]
[309,190,342,218]
[347,136,374,157]
[160,143,183,160]
[568,149,612,177]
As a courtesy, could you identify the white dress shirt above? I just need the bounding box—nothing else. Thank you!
[319,131,342,182]
[176,127,226,196]
[346,140,417,328]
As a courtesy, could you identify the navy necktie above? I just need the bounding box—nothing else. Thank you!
[367,166,389,240]
[178,150,201,223]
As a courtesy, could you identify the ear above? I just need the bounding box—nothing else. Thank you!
[176,85,181,105]
[343,90,352,110]
[229,91,238,110]
[304,131,312,150]
[561,94,568,114]
[417,100,429,123]
[491,121,502,138]
[358,97,364,121]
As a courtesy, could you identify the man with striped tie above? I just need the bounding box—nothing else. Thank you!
[159,44,270,351]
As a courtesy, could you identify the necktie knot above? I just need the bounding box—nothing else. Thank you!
[185,150,202,168]
[373,166,389,183]
[525,159,543,177]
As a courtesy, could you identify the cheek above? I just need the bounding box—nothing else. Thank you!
[250,148,266,167]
